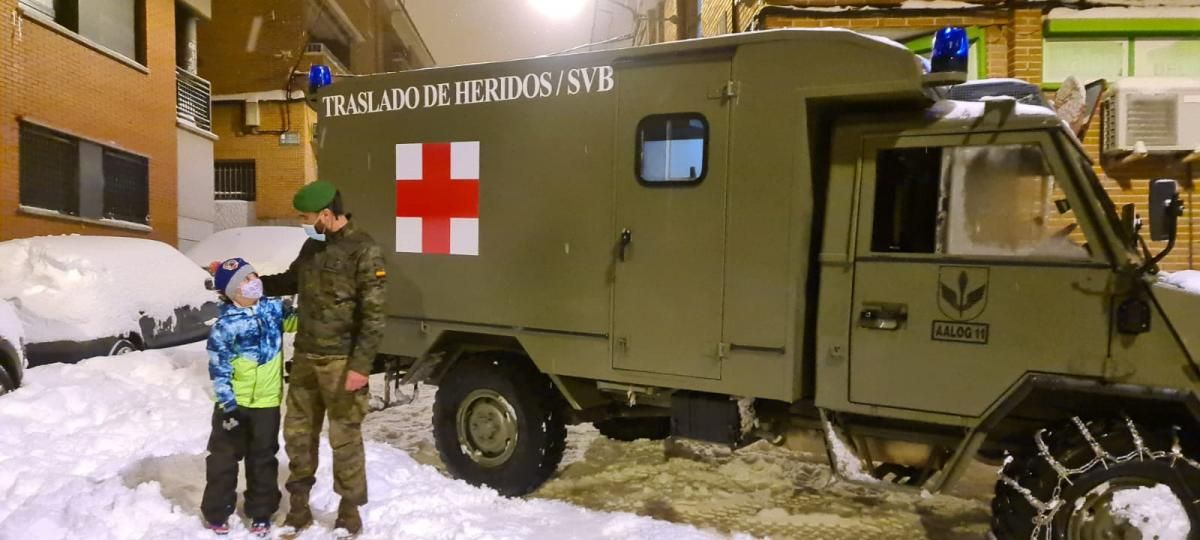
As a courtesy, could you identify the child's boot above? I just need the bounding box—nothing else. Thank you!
[203,520,230,536]
[250,519,271,538]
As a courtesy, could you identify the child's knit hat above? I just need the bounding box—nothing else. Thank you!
[213,258,256,300]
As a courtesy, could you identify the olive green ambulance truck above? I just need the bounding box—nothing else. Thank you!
[308,29,1200,538]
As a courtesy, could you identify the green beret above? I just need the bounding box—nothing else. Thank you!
[293,180,337,212]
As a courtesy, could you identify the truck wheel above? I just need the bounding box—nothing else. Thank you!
[992,416,1200,539]
[594,417,671,442]
[0,367,14,396]
[432,354,566,497]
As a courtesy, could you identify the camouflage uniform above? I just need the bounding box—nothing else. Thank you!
[262,220,387,519]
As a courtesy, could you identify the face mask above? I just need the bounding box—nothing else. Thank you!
[303,214,327,242]
[238,278,264,301]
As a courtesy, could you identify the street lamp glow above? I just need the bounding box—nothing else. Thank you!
[529,0,587,19]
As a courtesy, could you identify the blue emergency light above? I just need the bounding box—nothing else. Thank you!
[308,64,333,94]
[930,27,969,74]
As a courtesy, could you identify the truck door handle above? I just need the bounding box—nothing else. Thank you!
[859,303,908,330]
[618,228,632,262]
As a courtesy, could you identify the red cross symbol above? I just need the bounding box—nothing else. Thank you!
[395,142,479,255]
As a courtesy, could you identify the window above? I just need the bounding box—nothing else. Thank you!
[102,149,150,224]
[872,148,942,253]
[20,0,144,63]
[637,114,707,184]
[1044,39,1129,82]
[215,160,257,201]
[1043,26,1200,83]
[19,122,151,225]
[871,143,1090,260]
[19,123,80,217]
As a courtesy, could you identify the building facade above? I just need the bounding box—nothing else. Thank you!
[663,0,1200,269]
[0,0,216,249]
[198,0,433,229]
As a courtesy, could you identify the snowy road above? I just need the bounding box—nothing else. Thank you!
[365,385,998,540]
[0,345,725,540]
[0,343,998,539]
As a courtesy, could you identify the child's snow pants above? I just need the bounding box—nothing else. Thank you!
[201,405,281,524]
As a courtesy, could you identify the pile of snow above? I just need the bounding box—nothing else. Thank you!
[929,99,1058,121]
[0,345,720,539]
[822,421,878,484]
[1110,484,1191,540]
[1158,270,1200,295]
[185,227,308,276]
[0,300,24,367]
[0,236,215,344]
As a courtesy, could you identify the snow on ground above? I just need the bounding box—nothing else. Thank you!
[0,345,724,540]
[1110,485,1191,540]
[0,236,214,344]
[184,227,308,276]
[365,385,996,540]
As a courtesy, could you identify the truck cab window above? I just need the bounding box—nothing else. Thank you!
[637,114,707,184]
[871,147,942,253]
[871,143,1090,260]
[942,144,1089,260]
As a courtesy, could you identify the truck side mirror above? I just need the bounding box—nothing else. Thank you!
[1149,179,1182,242]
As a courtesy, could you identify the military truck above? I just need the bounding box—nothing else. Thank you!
[307,29,1200,538]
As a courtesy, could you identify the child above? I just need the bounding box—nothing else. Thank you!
[202,257,295,537]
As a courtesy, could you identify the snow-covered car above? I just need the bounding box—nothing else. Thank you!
[184,226,308,277]
[0,299,24,395]
[0,236,218,366]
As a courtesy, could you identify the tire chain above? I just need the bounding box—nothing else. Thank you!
[996,415,1200,540]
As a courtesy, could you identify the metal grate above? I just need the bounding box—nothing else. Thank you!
[1102,97,1118,154]
[19,123,80,216]
[102,148,150,224]
[176,67,212,132]
[215,160,256,201]
[1126,95,1178,148]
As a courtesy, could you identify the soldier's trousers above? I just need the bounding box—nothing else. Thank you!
[284,354,370,506]
[201,405,281,524]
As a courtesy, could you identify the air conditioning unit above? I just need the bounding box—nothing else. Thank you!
[1102,78,1200,156]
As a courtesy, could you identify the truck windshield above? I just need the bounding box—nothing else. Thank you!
[940,144,1089,259]
[1074,150,1135,258]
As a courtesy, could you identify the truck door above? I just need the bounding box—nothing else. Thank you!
[848,132,1112,417]
[611,56,732,379]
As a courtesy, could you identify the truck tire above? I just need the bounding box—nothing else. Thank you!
[594,417,671,442]
[0,367,14,396]
[992,416,1200,539]
[432,354,567,497]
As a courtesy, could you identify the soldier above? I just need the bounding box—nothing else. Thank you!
[261,180,387,538]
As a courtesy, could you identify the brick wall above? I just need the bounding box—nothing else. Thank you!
[1008,8,1042,84]
[196,0,306,95]
[211,100,316,223]
[0,0,179,245]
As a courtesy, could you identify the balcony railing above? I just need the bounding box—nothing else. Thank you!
[176,67,212,133]
[305,42,351,75]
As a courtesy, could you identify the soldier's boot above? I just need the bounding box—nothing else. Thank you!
[280,492,313,537]
[333,499,363,537]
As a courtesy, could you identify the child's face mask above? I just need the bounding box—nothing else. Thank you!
[239,278,264,301]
